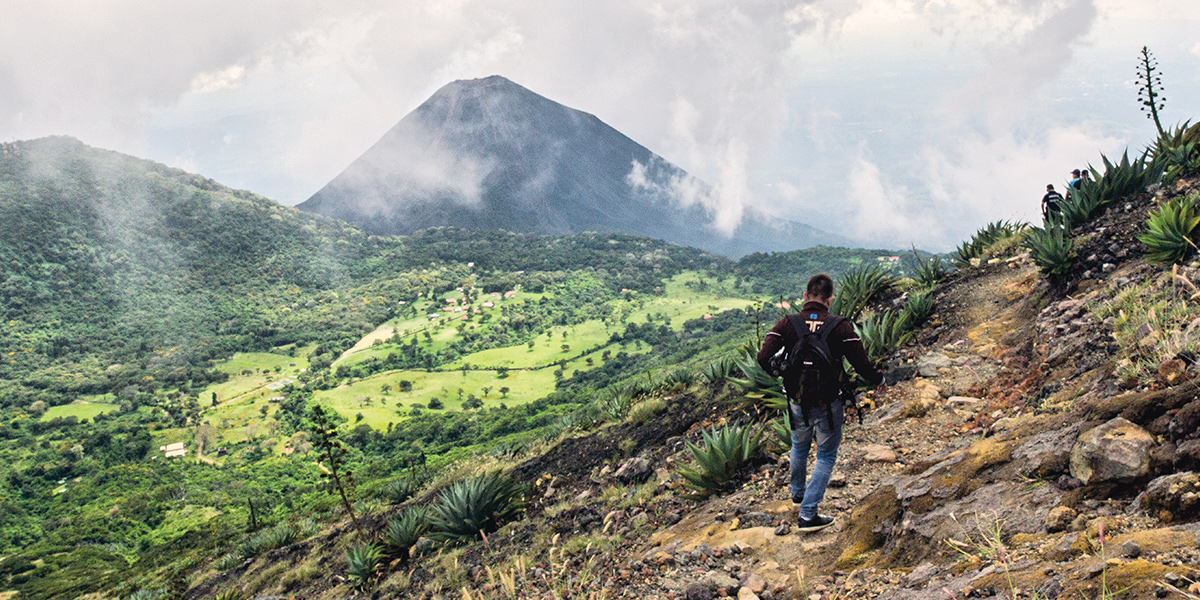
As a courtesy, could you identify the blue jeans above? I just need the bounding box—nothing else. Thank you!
[790,399,843,520]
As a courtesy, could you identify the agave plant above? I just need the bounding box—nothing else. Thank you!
[345,542,383,591]
[901,290,935,327]
[1150,120,1200,159]
[213,552,243,572]
[664,368,698,390]
[126,590,165,600]
[857,310,913,359]
[239,531,272,559]
[1138,195,1200,264]
[701,356,737,383]
[380,477,420,505]
[1023,223,1075,278]
[213,591,247,600]
[952,221,1024,267]
[383,505,431,560]
[912,252,949,289]
[262,523,298,549]
[769,418,792,452]
[726,343,788,411]
[429,472,528,543]
[1061,150,1164,228]
[595,389,635,421]
[1162,142,1200,185]
[674,423,765,498]
[830,262,898,322]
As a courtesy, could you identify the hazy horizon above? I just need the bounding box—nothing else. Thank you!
[2,0,1198,250]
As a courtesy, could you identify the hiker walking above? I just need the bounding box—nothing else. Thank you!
[757,274,885,532]
[1065,168,1082,201]
[1042,184,1065,222]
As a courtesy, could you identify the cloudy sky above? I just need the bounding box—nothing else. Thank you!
[2,0,1198,249]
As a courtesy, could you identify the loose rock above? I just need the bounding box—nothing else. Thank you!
[1069,417,1154,484]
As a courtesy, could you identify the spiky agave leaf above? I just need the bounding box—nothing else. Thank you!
[213,591,248,600]
[857,310,913,359]
[701,356,737,383]
[727,343,788,411]
[901,290,935,327]
[429,472,528,543]
[912,252,949,289]
[345,542,383,590]
[1138,195,1200,264]
[383,505,431,560]
[380,476,420,505]
[831,262,898,322]
[675,423,764,498]
[1023,223,1074,278]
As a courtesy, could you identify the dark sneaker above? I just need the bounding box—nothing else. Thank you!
[796,514,835,532]
[792,496,803,505]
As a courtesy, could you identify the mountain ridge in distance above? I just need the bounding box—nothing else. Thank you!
[298,75,850,258]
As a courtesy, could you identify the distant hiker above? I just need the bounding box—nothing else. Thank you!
[757,273,885,532]
[1042,184,1064,222]
[1065,168,1082,201]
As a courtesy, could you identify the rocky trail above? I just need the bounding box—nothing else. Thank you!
[188,183,1200,600]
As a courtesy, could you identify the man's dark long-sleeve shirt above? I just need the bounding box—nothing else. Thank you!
[757,301,884,389]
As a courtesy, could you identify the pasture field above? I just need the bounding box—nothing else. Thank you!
[41,400,119,421]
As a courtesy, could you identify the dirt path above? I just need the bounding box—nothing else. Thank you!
[630,261,1044,597]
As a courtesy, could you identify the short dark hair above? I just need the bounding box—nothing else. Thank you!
[806,273,834,300]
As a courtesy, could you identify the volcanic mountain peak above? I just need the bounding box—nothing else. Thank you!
[298,76,847,257]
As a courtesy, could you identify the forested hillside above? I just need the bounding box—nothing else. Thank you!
[0,137,913,600]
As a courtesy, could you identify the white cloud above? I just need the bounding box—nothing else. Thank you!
[189,65,247,94]
[1,0,1197,249]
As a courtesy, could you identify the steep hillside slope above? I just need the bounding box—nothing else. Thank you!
[180,173,1200,600]
[298,76,848,257]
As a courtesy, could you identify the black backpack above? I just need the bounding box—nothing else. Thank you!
[767,314,845,426]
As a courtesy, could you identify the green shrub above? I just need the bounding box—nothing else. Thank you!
[262,524,298,549]
[1060,150,1163,228]
[213,591,247,600]
[769,418,791,452]
[595,389,635,421]
[857,310,913,359]
[830,262,898,322]
[912,253,948,289]
[126,589,165,600]
[664,368,698,390]
[628,398,666,423]
[213,553,242,571]
[901,290,935,327]
[383,506,430,560]
[345,542,383,591]
[728,344,788,411]
[1023,223,1074,278]
[429,472,528,543]
[1138,195,1200,264]
[675,423,764,497]
[380,477,420,505]
[489,442,522,459]
[953,221,1025,267]
[298,518,321,539]
[701,357,737,383]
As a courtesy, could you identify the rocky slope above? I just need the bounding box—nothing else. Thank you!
[188,178,1200,599]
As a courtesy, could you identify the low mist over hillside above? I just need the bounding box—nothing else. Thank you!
[299,76,848,257]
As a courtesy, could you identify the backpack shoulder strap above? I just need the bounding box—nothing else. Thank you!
[785,313,807,339]
[817,316,845,344]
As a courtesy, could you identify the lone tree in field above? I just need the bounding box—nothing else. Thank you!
[1137,46,1167,137]
[308,404,366,541]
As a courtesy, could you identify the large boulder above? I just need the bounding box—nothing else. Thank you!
[1135,472,1200,522]
[1069,418,1154,484]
